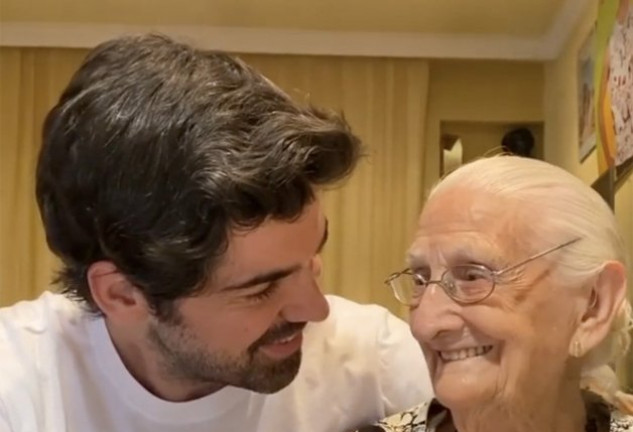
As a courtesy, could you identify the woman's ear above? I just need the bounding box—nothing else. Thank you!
[87,261,150,322]
[570,261,627,357]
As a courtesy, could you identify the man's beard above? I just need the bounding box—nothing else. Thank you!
[147,314,305,394]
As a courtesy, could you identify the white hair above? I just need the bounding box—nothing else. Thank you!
[428,155,633,413]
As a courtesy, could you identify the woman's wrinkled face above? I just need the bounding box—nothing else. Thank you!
[408,187,583,412]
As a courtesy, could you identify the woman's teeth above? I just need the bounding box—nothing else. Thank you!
[439,345,493,362]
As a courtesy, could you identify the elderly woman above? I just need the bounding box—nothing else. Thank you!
[356,156,633,431]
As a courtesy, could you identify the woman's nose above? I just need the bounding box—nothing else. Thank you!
[409,283,464,344]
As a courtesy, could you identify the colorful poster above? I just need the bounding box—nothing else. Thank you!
[595,0,633,174]
[578,26,596,162]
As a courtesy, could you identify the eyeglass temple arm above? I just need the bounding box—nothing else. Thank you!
[494,238,581,277]
[385,268,410,283]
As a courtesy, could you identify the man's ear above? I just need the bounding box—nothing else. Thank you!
[570,261,627,356]
[87,261,149,322]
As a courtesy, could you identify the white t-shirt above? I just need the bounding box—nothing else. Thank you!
[0,292,432,432]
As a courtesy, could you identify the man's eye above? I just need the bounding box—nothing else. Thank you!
[246,281,280,302]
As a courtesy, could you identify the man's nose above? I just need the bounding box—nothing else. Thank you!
[281,264,329,323]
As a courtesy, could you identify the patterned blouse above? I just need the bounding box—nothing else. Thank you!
[354,394,633,432]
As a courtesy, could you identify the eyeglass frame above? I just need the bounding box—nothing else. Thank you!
[385,237,581,306]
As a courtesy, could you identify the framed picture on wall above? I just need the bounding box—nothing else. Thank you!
[577,25,597,162]
[610,0,633,181]
[596,0,633,176]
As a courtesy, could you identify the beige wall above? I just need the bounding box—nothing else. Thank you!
[424,60,545,188]
[543,1,600,181]
[544,0,633,387]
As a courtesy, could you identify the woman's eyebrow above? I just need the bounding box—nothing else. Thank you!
[407,242,502,267]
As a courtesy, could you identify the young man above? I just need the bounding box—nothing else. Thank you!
[0,35,431,431]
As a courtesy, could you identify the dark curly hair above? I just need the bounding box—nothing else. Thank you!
[36,34,361,317]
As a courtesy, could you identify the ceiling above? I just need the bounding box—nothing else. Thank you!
[1,0,567,37]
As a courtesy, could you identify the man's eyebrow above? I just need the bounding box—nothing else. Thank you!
[222,265,300,291]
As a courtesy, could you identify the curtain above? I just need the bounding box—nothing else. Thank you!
[0,47,431,318]
[0,48,86,306]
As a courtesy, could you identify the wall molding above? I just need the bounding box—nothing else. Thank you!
[0,0,586,60]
